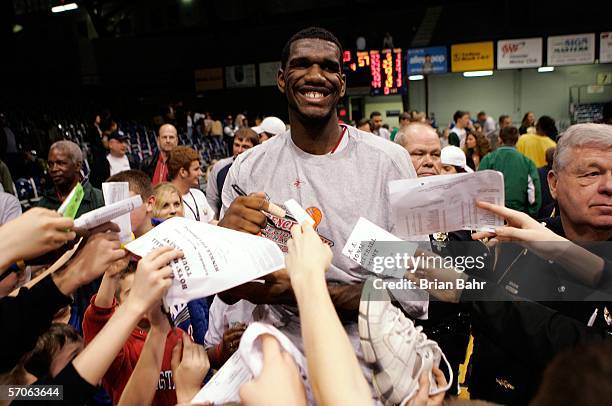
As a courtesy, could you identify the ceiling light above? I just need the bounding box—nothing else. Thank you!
[538,66,555,73]
[51,3,78,13]
[463,70,493,77]
[408,75,424,81]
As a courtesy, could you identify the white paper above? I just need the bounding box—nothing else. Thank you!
[284,199,315,226]
[192,322,314,405]
[389,170,504,237]
[124,217,285,308]
[342,217,417,274]
[191,351,252,404]
[74,195,142,230]
[102,182,133,243]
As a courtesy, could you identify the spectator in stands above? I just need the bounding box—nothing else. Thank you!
[140,124,179,185]
[168,146,214,223]
[86,111,109,188]
[0,159,14,195]
[37,140,104,218]
[370,111,390,140]
[252,116,286,143]
[223,115,238,156]
[477,111,497,138]
[516,115,557,168]
[479,126,541,217]
[449,110,471,147]
[206,128,260,219]
[0,191,22,225]
[499,114,512,130]
[395,123,441,177]
[519,111,536,135]
[538,147,557,218]
[0,113,20,175]
[390,112,410,141]
[463,131,490,170]
[107,132,134,176]
[356,119,373,133]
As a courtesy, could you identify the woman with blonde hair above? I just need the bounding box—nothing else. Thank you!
[151,182,184,220]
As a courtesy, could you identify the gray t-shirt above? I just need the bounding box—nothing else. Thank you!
[221,125,427,379]
[206,156,233,219]
[0,192,22,225]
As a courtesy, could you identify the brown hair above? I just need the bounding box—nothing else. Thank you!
[168,146,200,180]
[463,131,490,157]
[234,128,260,146]
[21,324,82,379]
[107,169,154,200]
[500,126,519,146]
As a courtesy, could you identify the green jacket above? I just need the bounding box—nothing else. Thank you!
[478,146,541,217]
[36,181,104,218]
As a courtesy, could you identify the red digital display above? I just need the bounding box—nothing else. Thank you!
[370,48,404,96]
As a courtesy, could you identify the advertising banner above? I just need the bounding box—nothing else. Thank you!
[497,38,542,69]
[451,42,494,72]
[407,46,448,74]
[547,33,595,66]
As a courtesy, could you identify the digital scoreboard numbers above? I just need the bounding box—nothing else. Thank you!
[343,48,405,95]
[371,48,404,96]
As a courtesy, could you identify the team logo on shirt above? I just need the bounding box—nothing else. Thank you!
[261,205,334,253]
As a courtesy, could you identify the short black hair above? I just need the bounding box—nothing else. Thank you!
[536,115,558,138]
[281,27,343,69]
[498,114,510,125]
[453,110,469,122]
[370,111,382,119]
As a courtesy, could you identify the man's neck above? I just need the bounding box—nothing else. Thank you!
[56,179,79,201]
[135,216,154,238]
[109,151,125,158]
[288,111,341,155]
[159,150,168,161]
[171,178,190,196]
[560,212,612,241]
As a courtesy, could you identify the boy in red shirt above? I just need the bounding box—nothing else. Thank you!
[83,266,184,405]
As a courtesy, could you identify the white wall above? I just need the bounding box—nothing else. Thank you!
[363,95,403,125]
[370,63,612,129]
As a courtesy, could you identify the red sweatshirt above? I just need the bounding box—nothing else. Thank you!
[82,295,184,406]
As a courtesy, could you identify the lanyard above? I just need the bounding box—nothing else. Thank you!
[183,191,200,221]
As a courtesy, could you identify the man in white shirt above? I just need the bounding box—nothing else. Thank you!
[168,145,214,223]
[370,111,391,140]
[106,132,132,176]
[477,111,497,137]
[449,110,471,147]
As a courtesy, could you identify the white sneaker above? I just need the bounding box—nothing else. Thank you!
[359,283,452,405]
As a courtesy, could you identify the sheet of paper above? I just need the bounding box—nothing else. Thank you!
[342,217,417,276]
[74,195,142,230]
[284,199,315,226]
[102,182,133,243]
[191,351,252,404]
[389,170,504,237]
[124,217,285,308]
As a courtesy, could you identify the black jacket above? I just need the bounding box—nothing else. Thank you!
[139,150,160,180]
[464,216,611,405]
[0,275,71,373]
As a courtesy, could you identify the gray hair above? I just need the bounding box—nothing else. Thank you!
[50,140,83,165]
[394,123,438,148]
[553,123,612,172]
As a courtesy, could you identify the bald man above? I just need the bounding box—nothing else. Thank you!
[394,123,442,177]
[140,123,179,185]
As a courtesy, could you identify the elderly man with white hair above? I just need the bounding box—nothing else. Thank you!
[37,140,104,218]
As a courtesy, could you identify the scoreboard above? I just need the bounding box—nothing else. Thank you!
[343,48,405,96]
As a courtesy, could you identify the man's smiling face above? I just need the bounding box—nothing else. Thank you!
[278,38,346,122]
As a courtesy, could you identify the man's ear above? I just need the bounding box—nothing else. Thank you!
[146,196,155,213]
[179,167,188,179]
[547,170,558,200]
[339,73,347,98]
[277,68,286,94]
